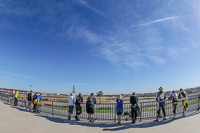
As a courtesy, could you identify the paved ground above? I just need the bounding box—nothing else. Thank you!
[0,101,199,133]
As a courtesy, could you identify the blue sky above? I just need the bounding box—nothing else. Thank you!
[0,0,200,95]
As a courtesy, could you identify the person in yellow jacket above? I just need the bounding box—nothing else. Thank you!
[14,91,19,106]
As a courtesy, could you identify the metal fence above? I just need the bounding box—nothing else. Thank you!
[0,92,199,121]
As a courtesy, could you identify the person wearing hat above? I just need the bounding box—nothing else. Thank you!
[156,87,166,121]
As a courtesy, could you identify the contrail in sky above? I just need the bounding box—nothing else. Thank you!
[133,16,179,27]
[0,71,36,79]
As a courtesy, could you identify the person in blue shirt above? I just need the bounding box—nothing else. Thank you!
[33,93,42,113]
[116,95,123,124]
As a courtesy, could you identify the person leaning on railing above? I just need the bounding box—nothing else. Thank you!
[116,95,123,124]
[86,93,96,123]
[178,88,188,117]
[33,93,42,113]
[168,90,178,119]
[130,92,140,124]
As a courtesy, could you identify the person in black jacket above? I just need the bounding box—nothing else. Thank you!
[75,93,83,121]
[86,93,96,123]
[27,90,33,111]
[130,92,140,124]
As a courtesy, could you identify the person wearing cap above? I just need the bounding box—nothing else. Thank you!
[156,87,166,121]
[27,90,33,111]
[168,90,178,119]
[178,88,188,116]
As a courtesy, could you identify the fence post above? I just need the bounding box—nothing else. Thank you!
[52,101,54,116]
[114,103,116,122]
[198,95,200,111]
[22,97,24,107]
[140,102,142,122]
[24,99,26,109]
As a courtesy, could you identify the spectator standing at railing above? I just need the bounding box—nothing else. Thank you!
[86,93,96,123]
[32,92,38,112]
[178,88,188,117]
[68,93,75,120]
[75,93,83,121]
[130,92,140,124]
[27,90,33,111]
[156,87,166,121]
[168,90,178,119]
[14,91,19,106]
[116,95,123,124]
[33,93,42,113]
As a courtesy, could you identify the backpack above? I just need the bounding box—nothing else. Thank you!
[76,96,82,104]
[131,104,138,112]
[33,94,37,101]
[159,92,165,101]
[27,93,32,101]
[172,93,178,102]
[87,96,94,106]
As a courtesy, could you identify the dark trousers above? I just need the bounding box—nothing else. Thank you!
[14,97,18,106]
[157,103,166,117]
[76,104,82,117]
[131,110,137,122]
[173,103,177,114]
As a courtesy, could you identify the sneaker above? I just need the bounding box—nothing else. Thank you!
[155,116,159,121]
[75,116,78,121]
[163,117,166,120]
[117,121,121,124]
[182,112,186,117]
[132,121,135,124]
[68,116,71,120]
[91,118,95,123]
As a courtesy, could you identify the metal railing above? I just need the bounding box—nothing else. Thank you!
[0,92,199,121]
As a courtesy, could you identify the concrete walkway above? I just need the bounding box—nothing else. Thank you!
[0,101,199,133]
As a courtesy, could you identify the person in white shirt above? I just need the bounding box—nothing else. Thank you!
[68,93,75,120]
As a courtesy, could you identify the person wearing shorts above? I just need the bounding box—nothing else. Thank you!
[86,93,96,123]
[68,93,75,120]
[116,95,123,124]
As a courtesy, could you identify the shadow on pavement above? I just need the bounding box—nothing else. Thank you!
[2,101,200,131]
